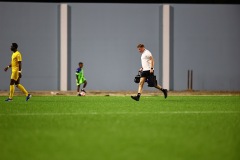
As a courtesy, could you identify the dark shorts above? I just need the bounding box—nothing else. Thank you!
[141,70,157,87]
[141,70,154,78]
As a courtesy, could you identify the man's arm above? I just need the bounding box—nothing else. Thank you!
[4,64,11,72]
[18,61,22,78]
[18,61,22,71]
[149,56,154,73]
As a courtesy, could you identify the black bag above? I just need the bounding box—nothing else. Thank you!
[147,74,157,87]
[134,72,141,83]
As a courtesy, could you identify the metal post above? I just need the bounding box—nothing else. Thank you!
[190,70,193,91]
[187,70,190,90]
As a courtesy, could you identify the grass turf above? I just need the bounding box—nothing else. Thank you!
[0,96,240,160]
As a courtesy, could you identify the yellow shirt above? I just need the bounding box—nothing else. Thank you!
[11,51,22,71]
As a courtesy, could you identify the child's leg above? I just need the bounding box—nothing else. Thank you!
[83,80,87,89]
[77,85,80,94]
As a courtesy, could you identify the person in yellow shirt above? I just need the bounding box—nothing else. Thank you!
[4,43,31,101]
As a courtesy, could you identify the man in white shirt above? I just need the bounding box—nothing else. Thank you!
[131,44,168,101]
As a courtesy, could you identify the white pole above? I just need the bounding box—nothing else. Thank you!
[60,4,68,91]
[162,5,170,90]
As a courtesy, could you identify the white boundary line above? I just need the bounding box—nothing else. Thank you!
[0,111,239,116]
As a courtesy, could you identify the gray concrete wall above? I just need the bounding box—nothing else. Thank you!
[0,2,239,91]
[0,2,59,91]
[70,3,161,91]
[171,4,240,91]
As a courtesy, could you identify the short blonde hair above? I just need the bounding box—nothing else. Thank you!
[137,43,145,48]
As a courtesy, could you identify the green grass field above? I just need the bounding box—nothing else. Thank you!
[0,95,240,160]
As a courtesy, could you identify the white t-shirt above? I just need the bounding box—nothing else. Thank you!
[141,49,153,71]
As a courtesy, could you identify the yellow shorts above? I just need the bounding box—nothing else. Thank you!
[11,70,19,81]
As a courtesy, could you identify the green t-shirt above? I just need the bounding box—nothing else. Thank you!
[76,67,86,85]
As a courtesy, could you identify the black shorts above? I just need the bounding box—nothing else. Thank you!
[141,70,157,87]
[141,70,154,78]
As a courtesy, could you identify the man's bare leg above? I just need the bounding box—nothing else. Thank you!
[155,84,168,99]
[155,84,162,90]
[131,77,146,101]
[138,77,146,94]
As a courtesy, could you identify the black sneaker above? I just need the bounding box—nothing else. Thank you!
[26,94,32,101]
[81,89,86,93]
[162,89,168,99]
[131,96,140,101]
[5,98,13,102]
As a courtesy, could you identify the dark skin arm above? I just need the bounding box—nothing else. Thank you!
[18,61,22,78]
[4,62,22,78]
[4,64,11,71]
[76,75,79,83]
